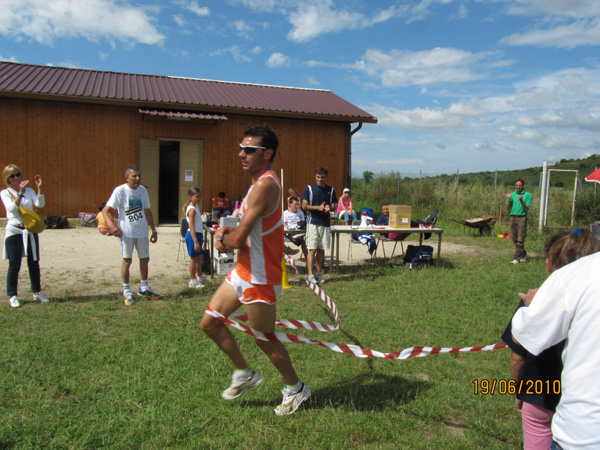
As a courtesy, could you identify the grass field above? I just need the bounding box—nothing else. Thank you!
[1,230,550,449]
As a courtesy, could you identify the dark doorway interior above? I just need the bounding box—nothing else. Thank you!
[159,141,180,224]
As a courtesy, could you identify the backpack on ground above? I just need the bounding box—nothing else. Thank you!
[403,245,434,269]
[44,215,70,229]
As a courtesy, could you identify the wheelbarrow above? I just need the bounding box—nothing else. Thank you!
[451,215,495,236]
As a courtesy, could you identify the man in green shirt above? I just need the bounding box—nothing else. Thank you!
[504,178,532,264]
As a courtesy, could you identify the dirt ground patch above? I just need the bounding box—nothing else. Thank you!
[0,226,476,301]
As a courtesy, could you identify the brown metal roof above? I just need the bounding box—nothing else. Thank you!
[0,61,377,123]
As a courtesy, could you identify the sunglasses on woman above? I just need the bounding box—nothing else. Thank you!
[239,144,266,154]
[9,173,21,179]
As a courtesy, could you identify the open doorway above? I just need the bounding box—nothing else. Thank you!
[159,141,180,224]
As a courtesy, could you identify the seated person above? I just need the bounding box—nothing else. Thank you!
[96,202,117,235]
[283,196,307,258]
[377,203,437,240]
[336,188,357,225]
[211,191,231,219]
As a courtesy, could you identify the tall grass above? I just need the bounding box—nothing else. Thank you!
[352,172,593,233]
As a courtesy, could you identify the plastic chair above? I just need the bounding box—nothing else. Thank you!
[347,220,364,259]
[177,218,189,263]
[375,234,404,258]
[591,222,600,241]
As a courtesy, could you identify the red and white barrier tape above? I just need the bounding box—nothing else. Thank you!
[204,255,507,360]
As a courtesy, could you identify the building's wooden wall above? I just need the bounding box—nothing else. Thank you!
[0,98,351,219]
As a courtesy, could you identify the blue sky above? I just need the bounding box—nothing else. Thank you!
[2,0,599,177]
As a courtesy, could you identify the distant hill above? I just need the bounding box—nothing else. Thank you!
[421,154,600,189]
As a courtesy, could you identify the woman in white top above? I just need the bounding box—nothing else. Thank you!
[1,164,48,308]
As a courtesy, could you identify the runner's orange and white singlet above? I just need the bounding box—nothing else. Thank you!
[236,170,284,285]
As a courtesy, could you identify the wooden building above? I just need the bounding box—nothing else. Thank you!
[0,62,377,224]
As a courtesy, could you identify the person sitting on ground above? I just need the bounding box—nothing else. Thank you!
[336,188,357,225]
[502,229,599,450]
[377,203,437,240]
[283,196,308,259]
[212,191,231,220]
[97,202,117,236]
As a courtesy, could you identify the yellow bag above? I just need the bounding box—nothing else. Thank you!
[9,191,47,234]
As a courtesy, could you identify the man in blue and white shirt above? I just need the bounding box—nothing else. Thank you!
[301,167,337,285]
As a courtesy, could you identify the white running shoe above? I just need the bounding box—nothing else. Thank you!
[315,272,324,284]
[520,255,527,263]
[197,275,207,283]
[221,369,264,400]
[511,259,519,265]
[307,274,318,285]
[274,382,311,416]
[33,292,49,303]
[189,279,204,289]
[9,296,20,308]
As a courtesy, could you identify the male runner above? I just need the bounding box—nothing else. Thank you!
[200,125,310,416]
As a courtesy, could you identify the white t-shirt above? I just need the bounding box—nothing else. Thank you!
[106,184,151,238]
[186,204,203,232]
[512,252,600,449]
[283,209,305,229]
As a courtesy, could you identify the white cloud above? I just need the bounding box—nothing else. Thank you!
[354,47,494,88]
[173,14,186,27]
[210,46,251,63]
[306,75,320,85]
[180,1,210,17]
[518,108,600,131]
[374,105,465,130]
[0,55,19,62]
[474,142,497,152]
[232,20,252,36]
[266,52,291,68]
[502,17,600,48]
[0,0,165,46]
[506,0,600,19]
[287,1,407,42]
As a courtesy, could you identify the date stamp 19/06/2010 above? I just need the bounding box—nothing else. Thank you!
[473,379,561,396]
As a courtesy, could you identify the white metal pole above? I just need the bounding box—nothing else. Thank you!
[539,162,548,233]
[571,171,578,226]
[544,169,551,228]
[280,168,284,212]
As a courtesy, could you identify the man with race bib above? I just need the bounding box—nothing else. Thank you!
[102,165,160,306]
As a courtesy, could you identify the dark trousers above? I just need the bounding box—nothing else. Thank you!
[510,215,527,259]
[5,233,41,296]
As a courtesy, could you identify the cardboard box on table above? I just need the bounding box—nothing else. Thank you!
[215,253,235,276]
[388,205,412,228]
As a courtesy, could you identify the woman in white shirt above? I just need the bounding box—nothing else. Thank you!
[1,164,48,308]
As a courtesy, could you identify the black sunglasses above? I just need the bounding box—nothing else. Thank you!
[9,173,21,179]
[239,144,266,154]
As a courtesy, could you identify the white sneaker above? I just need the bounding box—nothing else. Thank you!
[511,259,519,265]
[274,382,311,416]
[189,279,204,289]
[520,255,527,263]
[33,292,49,303]
[221,369,264,400]
[307,274,318,285]
[9,296,20,308]
[197,275,207,283]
